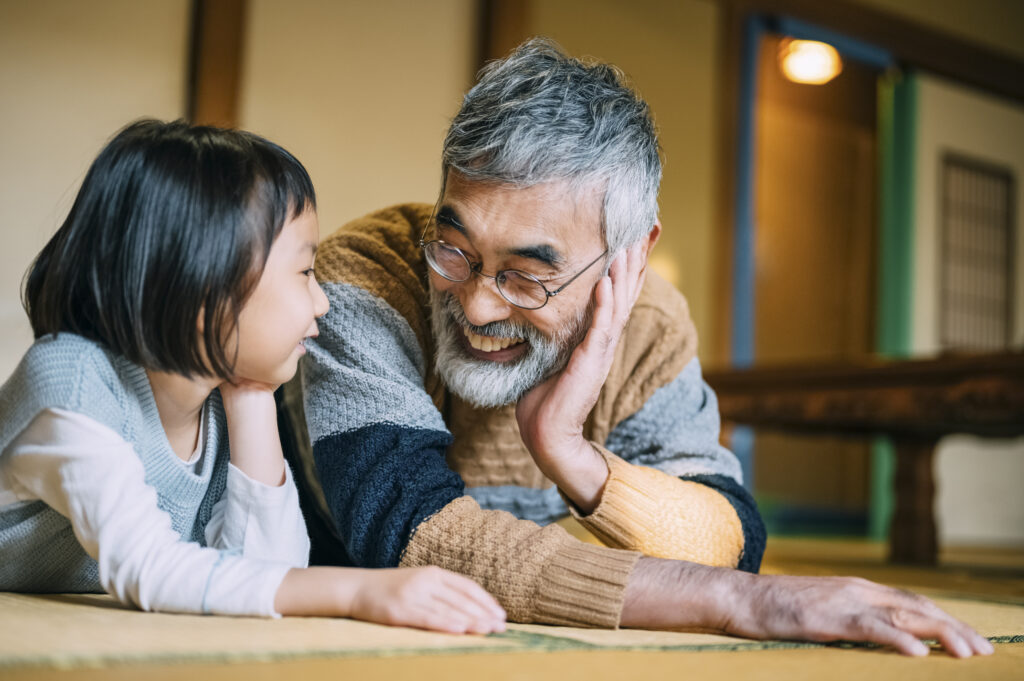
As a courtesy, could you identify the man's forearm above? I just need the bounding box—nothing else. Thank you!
[620,557,737,631]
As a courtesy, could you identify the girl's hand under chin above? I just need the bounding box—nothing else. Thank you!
[219,377,279,399]
[219,378,287,486]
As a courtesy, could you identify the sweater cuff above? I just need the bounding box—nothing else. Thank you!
[533,540,640,629]
[562,444,745,567]
[562,444,662,548]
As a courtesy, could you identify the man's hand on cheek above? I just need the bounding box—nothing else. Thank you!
[515,240,647,513]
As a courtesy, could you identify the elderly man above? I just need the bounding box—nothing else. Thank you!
[281,39,990,656]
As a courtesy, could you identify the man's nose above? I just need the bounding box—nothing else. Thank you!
[457,274,514,327]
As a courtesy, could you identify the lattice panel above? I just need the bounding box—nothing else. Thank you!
[939,156,1015,351]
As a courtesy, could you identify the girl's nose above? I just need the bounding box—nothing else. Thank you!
[312,279,330,318]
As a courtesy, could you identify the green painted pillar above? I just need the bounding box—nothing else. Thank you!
[870,70,918,541]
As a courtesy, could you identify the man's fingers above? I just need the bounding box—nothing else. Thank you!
[891,609,982,657]
[609,242,645,328]
[575,272,616,362]
[878,588,994,656]
[857,605,990,658]
[904,596,994,655]
[898,607,993,657]
[611,246,631,324]
[854,617,930,656]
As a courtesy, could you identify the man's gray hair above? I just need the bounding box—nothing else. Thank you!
[441,37,662,254]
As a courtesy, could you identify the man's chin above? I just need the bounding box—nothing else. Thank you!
[437,349,540,408]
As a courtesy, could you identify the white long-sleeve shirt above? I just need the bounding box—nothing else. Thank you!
[0,408,310,617]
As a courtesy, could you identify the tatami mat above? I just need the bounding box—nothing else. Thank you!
[2,531,1021,680]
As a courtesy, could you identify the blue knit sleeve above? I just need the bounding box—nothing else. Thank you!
[604,358,766,572]
[298,282,464,568]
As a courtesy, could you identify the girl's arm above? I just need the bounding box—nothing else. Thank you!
[205,383,310,566]
[2,408,505,632]
[218,382,287,486]
[203,460,310,567]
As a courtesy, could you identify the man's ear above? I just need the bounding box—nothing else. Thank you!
[643,220,662,259]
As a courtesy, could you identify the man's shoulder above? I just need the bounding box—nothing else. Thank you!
[317,203,433,286]
[315,203,434,352]
[631,269,695,337]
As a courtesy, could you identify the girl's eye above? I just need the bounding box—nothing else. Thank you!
[302,268,315,277]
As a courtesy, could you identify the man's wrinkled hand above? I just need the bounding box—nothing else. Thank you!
[727,573,995,657]
[515,240,647,512]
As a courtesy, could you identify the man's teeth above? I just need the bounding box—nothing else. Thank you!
[463,327,524,352]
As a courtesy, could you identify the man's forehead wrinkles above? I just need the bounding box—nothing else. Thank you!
[439,201,566,269]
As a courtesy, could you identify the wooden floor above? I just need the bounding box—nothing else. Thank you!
[2,536,1022,681]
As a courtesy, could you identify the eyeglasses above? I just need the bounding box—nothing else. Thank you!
[419,232,607,310]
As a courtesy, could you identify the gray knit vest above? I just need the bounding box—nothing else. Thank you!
[0,333,229,592]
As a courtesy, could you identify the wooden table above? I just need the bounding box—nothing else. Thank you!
[705,352,1024,564]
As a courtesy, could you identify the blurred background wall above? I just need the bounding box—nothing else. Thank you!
[0,0,190,388]
[238,0,477,237]
[1,0,1022,549]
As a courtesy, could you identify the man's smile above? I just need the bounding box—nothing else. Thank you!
[461,327,528,362]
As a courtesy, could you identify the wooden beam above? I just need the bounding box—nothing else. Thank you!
[187,0,247,128]
[477,0,531,69]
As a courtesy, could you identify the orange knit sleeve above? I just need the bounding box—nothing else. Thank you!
[564,446,745,567]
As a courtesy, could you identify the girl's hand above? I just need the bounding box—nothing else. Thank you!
[218,378,278,403]
[349,566,507,634]
[515,240,647,512]
[219,379,286,486]
[274,566,507,634]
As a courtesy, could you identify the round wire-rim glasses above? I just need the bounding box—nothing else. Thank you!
[419,234,607,311]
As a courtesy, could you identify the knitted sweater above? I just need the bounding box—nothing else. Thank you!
[0,334,229,591]
[284,203,765,627]
[0,334,307,616]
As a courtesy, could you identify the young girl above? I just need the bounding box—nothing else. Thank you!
[0,119,505,634]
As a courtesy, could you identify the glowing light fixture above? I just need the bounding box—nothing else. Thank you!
[778,39,843,85]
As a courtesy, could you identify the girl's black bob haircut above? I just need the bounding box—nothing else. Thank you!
[23,118,316,379]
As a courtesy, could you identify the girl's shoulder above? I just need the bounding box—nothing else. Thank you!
[1,334,136,447]
[19,333,122,394]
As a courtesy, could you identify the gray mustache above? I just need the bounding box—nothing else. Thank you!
[439,292,538,340]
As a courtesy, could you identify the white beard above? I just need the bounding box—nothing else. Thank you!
[429,287,589,408]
